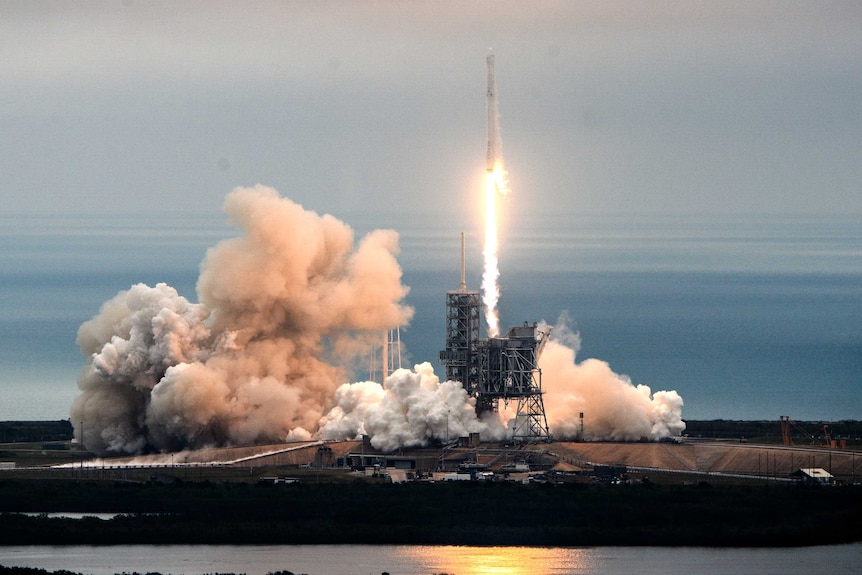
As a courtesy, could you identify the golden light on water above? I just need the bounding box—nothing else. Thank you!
[400,545,594,575]
[482,163,508,338]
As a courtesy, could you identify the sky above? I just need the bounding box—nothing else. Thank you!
[1,1,860,221]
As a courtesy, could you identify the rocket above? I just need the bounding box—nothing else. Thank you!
[486,49,497,173]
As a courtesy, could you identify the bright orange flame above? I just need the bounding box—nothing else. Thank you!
[482,162,508,337]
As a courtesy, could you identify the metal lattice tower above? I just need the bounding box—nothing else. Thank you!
[439,233,483,396]
[439,290,482,395]
[440,298,551,441]
[479,323,550,441]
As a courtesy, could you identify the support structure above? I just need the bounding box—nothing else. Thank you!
[439,237,550,441]
[371,328,403,384]
[477,323,551,441]
[440,289,482,395]
[439,233,482,395]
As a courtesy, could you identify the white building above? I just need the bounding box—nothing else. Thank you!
[791,467,834,485]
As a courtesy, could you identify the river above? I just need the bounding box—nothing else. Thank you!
[1,543,860,575]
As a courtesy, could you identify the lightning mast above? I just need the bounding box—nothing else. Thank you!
[440,234,482,396]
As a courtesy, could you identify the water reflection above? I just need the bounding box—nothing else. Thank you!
[2,544,859,575]
[400,546,595,575]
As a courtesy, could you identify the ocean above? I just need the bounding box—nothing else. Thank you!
[1,210,860,422]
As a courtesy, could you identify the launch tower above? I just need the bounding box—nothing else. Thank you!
[440,234,483,402]
[439,236,550,441]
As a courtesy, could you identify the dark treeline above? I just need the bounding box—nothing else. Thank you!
[3,420,861,445]
[683,419,862,441]
[0,421,73,444]
[0,479,859,547]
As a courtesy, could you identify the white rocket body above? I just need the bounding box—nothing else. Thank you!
[486,51,497,173]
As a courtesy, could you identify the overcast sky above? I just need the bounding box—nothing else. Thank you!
[2,1,860,221]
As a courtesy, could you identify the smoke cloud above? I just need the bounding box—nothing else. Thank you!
[71,186,413,455]
[71,188,683,456]
[538,316,685,441]
[319,317,685,450]
[318,362,506,452]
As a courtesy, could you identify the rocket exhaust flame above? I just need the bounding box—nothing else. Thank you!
[482,169,503,337]
[482,49,507,337]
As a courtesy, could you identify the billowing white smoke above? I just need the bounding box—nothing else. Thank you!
[317,316,684,449]
[318,362,506,451]
[538,316,685,441]
[71,186,413,455]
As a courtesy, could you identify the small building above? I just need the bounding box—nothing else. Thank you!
[500,461,530,473]
[444,472,473,481]
[791,467,834,486]
[258,476,299,484]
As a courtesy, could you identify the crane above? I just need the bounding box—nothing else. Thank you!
[780,416,842,448]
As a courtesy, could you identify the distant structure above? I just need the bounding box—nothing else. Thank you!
[370,328,403,384]
[440,234,550,441]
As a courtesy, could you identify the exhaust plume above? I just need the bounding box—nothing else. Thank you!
[482,167,507,338]
[482,49,508,337]
[538,315,685,441]
[317,315,684,449]
[71,186,413,455]
[318,362,506,452]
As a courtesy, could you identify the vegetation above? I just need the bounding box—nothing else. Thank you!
[2,420,860,550]
[0,421,72,444]
[0,478,859,547]
[3,419,861,447]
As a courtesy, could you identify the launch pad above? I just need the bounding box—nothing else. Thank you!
[439,269,551,442]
